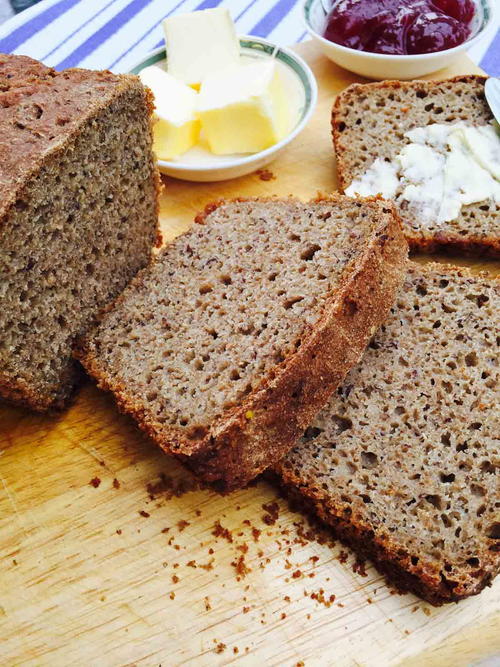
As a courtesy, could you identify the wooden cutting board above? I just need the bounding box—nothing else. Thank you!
[1,42,498,667]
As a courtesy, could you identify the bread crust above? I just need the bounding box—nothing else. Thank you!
[76,195,408,491]
[0,364,83,412]
[331,75,499,257]
[274,468,498,606]
[0,55,162,411]
[0,55,161,232]
[406,233,500,257]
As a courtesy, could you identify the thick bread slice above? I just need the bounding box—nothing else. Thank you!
[0,54,160,411]
[331,75,499,256]
[276,263,499,605]
[76,196,408,491]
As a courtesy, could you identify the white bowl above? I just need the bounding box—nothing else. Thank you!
[129,37,318,182]
[303,0,496,80]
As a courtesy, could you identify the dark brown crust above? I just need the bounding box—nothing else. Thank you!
[0,364,83,412]
[76,195,408,492]
[331,75,499,258]
[407,232,500,258]
[0,56,137,223]
[273,469,497,606]
[0,55,162,412]
[274,262,500,605]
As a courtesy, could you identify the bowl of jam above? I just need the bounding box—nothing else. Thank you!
[303,0,495,79]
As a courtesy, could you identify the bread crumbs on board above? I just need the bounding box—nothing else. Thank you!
[146,472,200,501]
[252,527,262,542]
[262,502,280,526]
[214,641,226,654]
[262,501,280,525]
[199,559,215,571]
[231,555,251,579]
[256,168,276,181]
[212,520,233,543]
[137,481,357,625]
[352,559,368,577]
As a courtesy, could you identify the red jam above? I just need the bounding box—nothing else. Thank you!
[323,0,475,55]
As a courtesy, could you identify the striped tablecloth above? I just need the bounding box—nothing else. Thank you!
[0,0,498,75]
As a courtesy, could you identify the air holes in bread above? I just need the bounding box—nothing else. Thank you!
[284,296,304,309]
[487,523,500,539]
[300,244,321,261]
[303,426,323,441]
[361,451,377,468]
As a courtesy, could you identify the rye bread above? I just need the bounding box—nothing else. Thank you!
[276,263,499,605]
[0,55,161,411]
[332,75,499,256]
[75,196,408,491]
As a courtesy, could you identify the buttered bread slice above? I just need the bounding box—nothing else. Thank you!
[76,196,407,491]
[332,75,500,256]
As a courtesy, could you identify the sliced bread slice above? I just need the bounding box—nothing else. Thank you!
[331,75,499,256]
[75,196,408,491]
[276,263,499,605]
[0,55,160,411]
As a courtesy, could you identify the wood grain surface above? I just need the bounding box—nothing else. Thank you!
[0,43,498,666]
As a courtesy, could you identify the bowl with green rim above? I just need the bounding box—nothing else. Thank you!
[129,36,318,182]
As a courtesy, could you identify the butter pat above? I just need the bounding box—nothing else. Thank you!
[163,8,240,89]
[139,65,200,160]
[345,158,399,199]
[346,122,500,226]
[197,61,290,155]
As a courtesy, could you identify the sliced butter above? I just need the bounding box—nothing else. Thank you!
[163,8,240,89]
[197,61,290,155]
[346,122,500,225]
[460,124,500,181]
[139,65,200,160]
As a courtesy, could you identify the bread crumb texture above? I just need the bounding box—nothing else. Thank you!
[0,54,160,410]
[77,195,407,489]
[278,263,500,604]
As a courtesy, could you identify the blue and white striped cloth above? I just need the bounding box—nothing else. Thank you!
[0,0,498,75]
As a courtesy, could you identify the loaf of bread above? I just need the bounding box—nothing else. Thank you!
[276,263,499,605]
[332,75,499,256]
[0,54,161,411]
[75,196,408,491]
